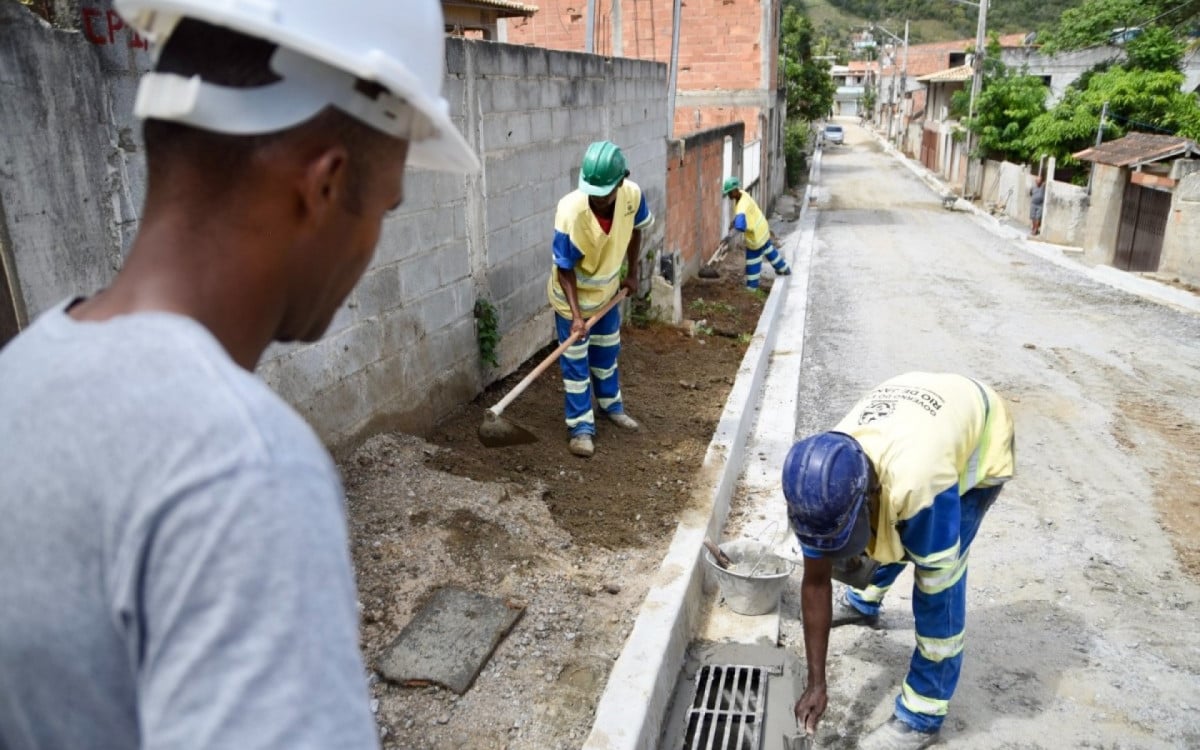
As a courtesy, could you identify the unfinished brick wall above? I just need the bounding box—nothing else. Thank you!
[505,0,779,140]
[674,105,761,143]
[666,123,744,276]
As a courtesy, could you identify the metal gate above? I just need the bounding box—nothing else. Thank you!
[1114,182,1171,272]
[920,128,938,171]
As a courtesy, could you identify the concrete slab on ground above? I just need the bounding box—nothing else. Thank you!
[377,587,523,695]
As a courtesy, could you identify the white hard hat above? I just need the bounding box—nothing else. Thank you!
[114,0,480,173]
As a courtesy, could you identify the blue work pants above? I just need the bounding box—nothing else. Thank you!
[554,303,624,437]
[845,485,1002,733]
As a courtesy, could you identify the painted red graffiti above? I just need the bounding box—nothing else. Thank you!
[82,8,149,50]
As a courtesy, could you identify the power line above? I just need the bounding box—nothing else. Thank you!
[1106,109,1179,134]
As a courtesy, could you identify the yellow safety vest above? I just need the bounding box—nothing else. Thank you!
[547,180,649,318]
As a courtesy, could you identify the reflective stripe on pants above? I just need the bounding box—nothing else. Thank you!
[744,240,790,289]
[845,484,1002,732]
[555,303,623,437]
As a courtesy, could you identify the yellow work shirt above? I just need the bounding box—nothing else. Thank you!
[547,180,653,318]
[733,191,771,250]
[834,372,1016,564]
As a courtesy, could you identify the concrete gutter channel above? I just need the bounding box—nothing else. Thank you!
[583,148,823,750]
[584,128,1200,750]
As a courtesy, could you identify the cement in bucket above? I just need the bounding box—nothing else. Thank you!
[703,538,795,616]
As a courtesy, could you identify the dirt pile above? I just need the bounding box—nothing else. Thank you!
[343,240,788,749]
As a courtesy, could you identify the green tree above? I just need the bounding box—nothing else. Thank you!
[1024,67,1200,166]
[780,7,837,122]
[1038,0,1200,52]
[1124,26,1186,71]
[967,73,1050,162]
[949,34,1008,120]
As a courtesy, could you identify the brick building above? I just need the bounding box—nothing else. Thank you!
[501,0,784,202]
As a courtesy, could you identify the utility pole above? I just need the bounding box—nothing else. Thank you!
[964,0,989,198]
[1095,101,1109,147]
[585,0,595,53]
[666,0,682,136]
[900,20,909,145]
[872,23,910,142]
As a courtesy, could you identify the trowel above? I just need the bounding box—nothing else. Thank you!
[783,728,816,750]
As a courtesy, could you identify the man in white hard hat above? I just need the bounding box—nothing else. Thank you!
[0,3,477,748]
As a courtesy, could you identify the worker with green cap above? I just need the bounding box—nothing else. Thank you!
[546,140,653,457]
[723,176,791,289]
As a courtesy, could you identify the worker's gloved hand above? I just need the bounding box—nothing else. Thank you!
[795,683,827,734]
[570,315,587,342]
[621,274,639,300]
[729,230,747,253]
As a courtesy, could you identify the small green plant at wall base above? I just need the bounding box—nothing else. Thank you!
[474,298,500,369]
[689,298,736,316]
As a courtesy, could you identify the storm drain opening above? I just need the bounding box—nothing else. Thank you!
[660,643,801,750]
[681,664,773,750]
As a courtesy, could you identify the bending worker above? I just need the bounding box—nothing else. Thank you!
[783,372,1016,750]
[548,140,653,458]
[722,176,790,288]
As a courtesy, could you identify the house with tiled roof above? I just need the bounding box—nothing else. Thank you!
[443,0,539,39]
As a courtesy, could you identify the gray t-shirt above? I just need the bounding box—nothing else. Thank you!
[0,302,378,750]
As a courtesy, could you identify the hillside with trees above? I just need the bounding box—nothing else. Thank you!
[796,0,1086,44]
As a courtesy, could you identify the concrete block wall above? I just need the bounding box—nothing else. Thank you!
[666,123,744,277]
[1083,164,1126,267]
[1042,169,1088,248]
[0,2,668,452]
[1159,172,1200,286]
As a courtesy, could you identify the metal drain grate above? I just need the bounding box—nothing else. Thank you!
[680,664,773,750]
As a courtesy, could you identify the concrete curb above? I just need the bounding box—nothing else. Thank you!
[865,128,1200,317]
[583,155,822,750]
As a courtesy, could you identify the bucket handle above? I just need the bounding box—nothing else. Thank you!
[747,520,786,578]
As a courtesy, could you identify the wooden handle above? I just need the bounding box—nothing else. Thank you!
[487,290,628,417]
[704,539,732,569]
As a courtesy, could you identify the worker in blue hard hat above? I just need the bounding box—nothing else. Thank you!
[722,176,791,289]
[783,373,1016,750]
[547,140,653,458]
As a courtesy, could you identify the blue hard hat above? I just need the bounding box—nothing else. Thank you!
[782,432,871,553]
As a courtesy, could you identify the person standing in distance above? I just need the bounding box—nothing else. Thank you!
[547,140,653,458]
[1029,173,1046,237]
[0,2,478,748]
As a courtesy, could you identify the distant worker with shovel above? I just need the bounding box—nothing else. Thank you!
[547,141,653,458]
[722,176,791,289]
[782,373,1016,749]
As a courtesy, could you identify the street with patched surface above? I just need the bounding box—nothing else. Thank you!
[777,123,1200,748]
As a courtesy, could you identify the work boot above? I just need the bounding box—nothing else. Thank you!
[569,435,594,458]
[858,718,939,750]
[832,590,879,628]
[605,411,640,431]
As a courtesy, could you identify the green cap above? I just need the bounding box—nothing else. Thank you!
[579,141,628,196]
[722,176,741,195]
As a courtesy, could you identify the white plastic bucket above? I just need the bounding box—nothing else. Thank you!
[703,538,795,615]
